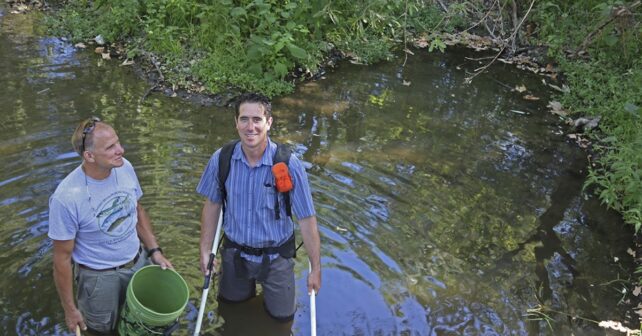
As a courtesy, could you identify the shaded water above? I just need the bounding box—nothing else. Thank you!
[0,8,636,336]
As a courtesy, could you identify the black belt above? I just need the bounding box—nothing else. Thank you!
[78,248,141,272]
[223,235,295,281]
[222,234,295,258]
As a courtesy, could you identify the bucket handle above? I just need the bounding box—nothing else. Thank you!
[125,309,180,335]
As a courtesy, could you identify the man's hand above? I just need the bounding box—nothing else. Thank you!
[150,251,173,270]
[200,249,219,276]
[299,215,322,295]
[64,307,86,333]
[307,268,321,295]
[200,200,222,276]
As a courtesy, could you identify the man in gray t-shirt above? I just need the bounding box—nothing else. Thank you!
[48,117,172,334]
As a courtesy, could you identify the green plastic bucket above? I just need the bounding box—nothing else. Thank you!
[118,265,189,335]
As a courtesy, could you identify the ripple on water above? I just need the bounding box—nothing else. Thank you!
[492,131,532,173]
[26,38,79,84]
[341,161,364,173]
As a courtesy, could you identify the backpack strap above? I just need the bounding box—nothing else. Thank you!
[273,142,302,256]
[272,143,292,219]
[217,140,240,213]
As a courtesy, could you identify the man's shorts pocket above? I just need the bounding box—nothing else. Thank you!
[78,271,100,300]
[83,310,113,333]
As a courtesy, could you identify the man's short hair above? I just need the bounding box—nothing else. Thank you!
[235,93,272,119]
[71,117,104,156]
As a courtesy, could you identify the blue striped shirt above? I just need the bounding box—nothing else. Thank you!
[196,139,315,262]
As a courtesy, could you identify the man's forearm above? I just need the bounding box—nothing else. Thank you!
[200,200,221,255]
[53,252,76,312]
[299,216,321,271]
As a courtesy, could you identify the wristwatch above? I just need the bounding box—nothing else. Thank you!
[147,247,163,258]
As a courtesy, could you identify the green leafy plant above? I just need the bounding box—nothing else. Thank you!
[46,0,449,96]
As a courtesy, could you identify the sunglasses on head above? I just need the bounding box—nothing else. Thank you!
[80,117,101,154]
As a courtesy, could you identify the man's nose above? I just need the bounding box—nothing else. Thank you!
[116,143,125,154]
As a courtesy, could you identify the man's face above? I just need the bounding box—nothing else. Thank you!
[235,102,272,150]
[86,124,125,169]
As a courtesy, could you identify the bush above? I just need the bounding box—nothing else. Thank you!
[533,0,642,229]
[47,0,450,96]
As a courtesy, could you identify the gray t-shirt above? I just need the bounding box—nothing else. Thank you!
[48,158,142,269]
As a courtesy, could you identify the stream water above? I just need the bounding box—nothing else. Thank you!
[0,7,636,336]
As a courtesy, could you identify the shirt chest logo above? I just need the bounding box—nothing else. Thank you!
[96,191,136,237]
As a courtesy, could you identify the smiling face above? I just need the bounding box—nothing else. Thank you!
[85,124,125,170]
[235,102,272,152]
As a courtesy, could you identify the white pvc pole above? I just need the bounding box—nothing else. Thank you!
[309,261,317,336]
[193,210,223,335]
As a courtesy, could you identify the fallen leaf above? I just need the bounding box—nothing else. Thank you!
[633,286,641,296]
[548,101,562,110]
[101,53,111,60]
[14,4,29,13]
[120,59,134,66]
[415,40,428,48]
[546,63,555,72]
[578,138,590,149]
[515,85,527,93]
[94,47,105,54]
[598,320,636,333]
[547,83,571,93]
[94,34,105,45]
[523,94,540,101]
[413,37,429,48]
[614,256,619,262]
[548,101,568,117]
[402,80,411,86]
[74,43,86,49]
[627,248,636,257]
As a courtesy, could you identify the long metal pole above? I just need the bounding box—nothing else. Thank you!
[309,261,317,336]
[193,210,223,335]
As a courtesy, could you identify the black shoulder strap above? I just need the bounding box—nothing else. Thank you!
[273,143,291,166]
[272,143,292,219]
[218,140,240,210]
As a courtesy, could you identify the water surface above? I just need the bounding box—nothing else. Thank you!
[0,7,635,336]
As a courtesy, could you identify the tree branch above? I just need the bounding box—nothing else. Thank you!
[574,0,641,56]
[465,0,536,83]
[464,0,498,33]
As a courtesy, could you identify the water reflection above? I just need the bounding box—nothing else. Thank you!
[0,7,636,336]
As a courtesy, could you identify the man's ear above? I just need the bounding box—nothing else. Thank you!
[83,151,95,163]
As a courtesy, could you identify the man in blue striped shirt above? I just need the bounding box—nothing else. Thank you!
[197,93,321,322]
